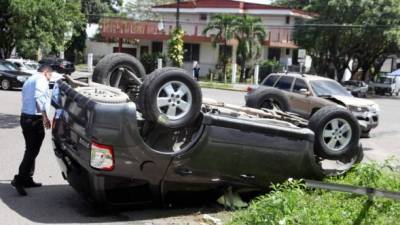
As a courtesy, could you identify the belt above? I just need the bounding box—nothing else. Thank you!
[21,113,42,120]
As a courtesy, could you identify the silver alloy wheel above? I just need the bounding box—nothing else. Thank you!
[1,79,10,90]
[156,81,192,120]
[322,118,352,152]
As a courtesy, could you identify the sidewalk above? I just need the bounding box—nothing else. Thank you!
[199,81,249,92]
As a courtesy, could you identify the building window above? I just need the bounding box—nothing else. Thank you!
[286,16,290,24]
[152,42,163,54]
[200,13,207,21]
[184,43,200,62]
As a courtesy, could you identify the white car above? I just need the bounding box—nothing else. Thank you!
[6,58,64,88]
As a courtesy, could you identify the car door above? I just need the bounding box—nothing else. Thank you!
[287,78,312,118]
[161,115,248,193]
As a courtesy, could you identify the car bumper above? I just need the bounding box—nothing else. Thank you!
[353,112,379,131]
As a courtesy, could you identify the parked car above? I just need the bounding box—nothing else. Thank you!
[6,58,39,75]
[246,73,379,138]
[343,80,368,98]
[0,60,31,90]
[39,58,75,74]
[7,58,64,88]
[51,53,363,207]
[369,75,400,96]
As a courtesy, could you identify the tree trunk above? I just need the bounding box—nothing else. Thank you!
[240,62,246,83]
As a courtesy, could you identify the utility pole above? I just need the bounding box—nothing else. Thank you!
[176,0,181,28]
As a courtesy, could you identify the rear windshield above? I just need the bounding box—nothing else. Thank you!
[262,75,279,87]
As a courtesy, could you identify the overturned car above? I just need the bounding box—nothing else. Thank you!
[52,53,363,207]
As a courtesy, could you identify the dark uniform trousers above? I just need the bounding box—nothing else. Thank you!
[18,114,45,180]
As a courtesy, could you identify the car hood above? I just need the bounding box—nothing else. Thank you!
[330,95,375,107]
[0,70,31,77]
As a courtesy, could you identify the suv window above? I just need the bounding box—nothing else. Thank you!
[293,78,308,93]
[262,75,279,87]
[275,76,294,91]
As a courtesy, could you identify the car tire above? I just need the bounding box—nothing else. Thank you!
[308,106,360,160]
[92,53,146,101]
[361,129,371,138]
[138,67,202,128]
[247,88,290,112]
[1,79,11,90]
[75,86,130,104]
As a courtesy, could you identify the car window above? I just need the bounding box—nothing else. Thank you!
[293,78,308,93]
[275,76,294,91]
[262,75,279,87]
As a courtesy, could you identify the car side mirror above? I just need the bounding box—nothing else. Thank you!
[299,88,311,96]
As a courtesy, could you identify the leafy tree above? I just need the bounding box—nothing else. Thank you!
[0,0,84,59]
[273,0,309,9]
[125,0,175,20]
[294,0,400,81]
[168,27,184,67]
[234,15,266,82]
[65,0,123,63]
[203,14,237,83]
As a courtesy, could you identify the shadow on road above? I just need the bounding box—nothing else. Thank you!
[0,113,20,129]
[0,182,220,224]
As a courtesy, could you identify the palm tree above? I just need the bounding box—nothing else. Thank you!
[203,14,236,83]
[234,15,266,82]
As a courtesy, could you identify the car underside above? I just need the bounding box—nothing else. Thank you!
[51,53,363,207]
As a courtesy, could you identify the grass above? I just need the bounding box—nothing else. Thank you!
[228,159,400,225]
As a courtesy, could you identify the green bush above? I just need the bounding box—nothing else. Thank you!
[258,59,282,83]
[140,53,166,74]
[229,160,400,225]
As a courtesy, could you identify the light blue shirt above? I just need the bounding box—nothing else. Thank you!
[21,74,50,115]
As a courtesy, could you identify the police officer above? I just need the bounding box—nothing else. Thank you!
[12,65,52,196]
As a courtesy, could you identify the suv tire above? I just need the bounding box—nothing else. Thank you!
[138,68,202,128]
[246,88,290,112]
[92,53,146,101]
[75,86,130,104]
[309,106,360,160]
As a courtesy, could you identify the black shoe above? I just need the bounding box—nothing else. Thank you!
[11,176,27,196]
[24,178,42,188]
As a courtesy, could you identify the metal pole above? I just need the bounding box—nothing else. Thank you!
[176,0,181,29]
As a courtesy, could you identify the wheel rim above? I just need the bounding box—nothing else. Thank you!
[156,81,192,120]
[322,118,352,152]
[1,80,10,90]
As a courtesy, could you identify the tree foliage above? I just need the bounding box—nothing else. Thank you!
[124,0,175,20]
[168,27,184,67]
[0,0,84,59]
[294,0,400,81]
[273,0,309,9]
[203,14,237,83]
[234,15,266,82]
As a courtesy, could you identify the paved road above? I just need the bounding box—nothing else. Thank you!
[0,86,399,225]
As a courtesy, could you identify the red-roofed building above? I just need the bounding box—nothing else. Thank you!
[90,0,313,76]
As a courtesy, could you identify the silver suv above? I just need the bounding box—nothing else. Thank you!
[246,73,379,137]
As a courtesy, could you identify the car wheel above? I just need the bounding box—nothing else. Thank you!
[92,53,146,101]
[361,129,371,138]
[138,67,202,128]
[75,86,130,104]
[1,79,11,90]
[308,106,360,160]
[248,88,290,112]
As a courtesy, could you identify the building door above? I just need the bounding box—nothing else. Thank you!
[268,48,281,61]
[113,47,137,57]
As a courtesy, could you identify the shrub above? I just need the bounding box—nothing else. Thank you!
[168,28,184,67]
[229,160,400,225]
[140,53,166,74]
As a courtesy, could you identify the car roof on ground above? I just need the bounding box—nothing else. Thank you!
[269,73,334,82]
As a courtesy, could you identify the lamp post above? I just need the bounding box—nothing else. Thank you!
[176,0,181,28]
